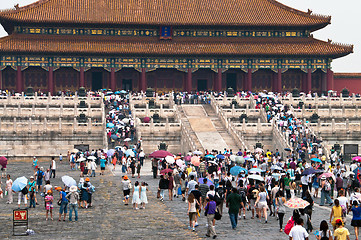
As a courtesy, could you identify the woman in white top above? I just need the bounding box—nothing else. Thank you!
[187,192,199,231]
[255,185,269,223]
[5,174,13,204]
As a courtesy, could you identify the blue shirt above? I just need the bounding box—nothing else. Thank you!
[206,201,217,215]
[352,206,361,220]
[100,158,106,168]
[61,191,69,203]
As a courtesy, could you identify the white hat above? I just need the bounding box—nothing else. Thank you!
[69,186,78,192]
[30,176,34,179]
[321,176,326,180]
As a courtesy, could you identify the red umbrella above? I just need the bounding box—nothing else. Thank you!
[149,150,173,158]
[0,156,7,168]
[160,168,173,175]
[143,117,150,123]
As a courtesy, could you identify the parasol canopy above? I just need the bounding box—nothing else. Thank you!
[61,175,77,187]
[12,176,28,192]
[149,150,173,158]
[285,197,310,209]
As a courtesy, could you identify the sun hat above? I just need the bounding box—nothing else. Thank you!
[85,177,90,182]
[321,176,326,180]
[69,186,78,192]
[79,178,84,183]
[30,176,34,179]
[55,186,62,191]
[123,175,129,180]
[47,190,52,194]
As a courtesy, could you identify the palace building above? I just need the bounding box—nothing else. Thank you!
[0,0,354,93]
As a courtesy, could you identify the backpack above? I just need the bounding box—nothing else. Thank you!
[325,181,331,191]
[214,193,223,206]
[239,188,247,202]
[37,171,43,180]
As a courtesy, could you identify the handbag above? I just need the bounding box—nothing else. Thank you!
[128,182,132,189]
[57,199,62,206]
[214,209,222,220]
[284,217,295,235]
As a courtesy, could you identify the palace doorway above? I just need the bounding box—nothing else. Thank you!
[92,72,103,91]
[197,79,207,91]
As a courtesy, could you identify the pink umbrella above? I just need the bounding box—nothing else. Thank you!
[191,156,200,166]
[149,150,173,158]
[176,159,185,167]
[0,156,7,168]
[143,117,150,123]
[318,172,335,181]
[160,168,173,175]
[184,156,191,162]
[352,156,361,162]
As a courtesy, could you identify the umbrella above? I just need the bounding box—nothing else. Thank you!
[216,154,225,160]
[114,146,123,151]
[149,150,173,158]
[110,135,119,140]
[143,117,150,123]
[198,178,214,187]
[106,123,115,128]
[311,158,322,163]
[61,176,77,187]
[165,156,175,164]
[122,118,130,124]
[208,160,217,165]
[124,149,135,157]
[107,149,116,157]
[230,155,237,161]
[235,156,245,164]
[123,138,132,142]
[76,157,87,162]
[72,149,79,153]
[270,165,283,171]
[120,90,127,94]
[184,155,191,162]
[255,148,264,153]
[176,159,185,167]
[230,166,248,176]
[285,197,310,209]
[87,156,97,160]
[284,148,291,151]
[193,150,203,155]
[301,168,318,176]
[249,168,263,173]
[12,176,28,192]
[352,156,361,162]
[318,172,335,180]
[160,168,173,175]
[205,154,215,159]
[191,156,200,166]
[0,156,7,168]
[248,175,264,181]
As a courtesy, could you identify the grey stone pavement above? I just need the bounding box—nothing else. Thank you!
[0,159,357,239]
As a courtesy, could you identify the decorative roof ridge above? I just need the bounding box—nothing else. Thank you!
[268,0,331,22]
[313,38,354,52]
[0,0,50,15]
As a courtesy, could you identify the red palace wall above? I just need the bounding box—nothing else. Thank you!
[334,73,361,94]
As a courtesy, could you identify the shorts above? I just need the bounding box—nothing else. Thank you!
[37,180,43,186]
[59,202,68,214]
[249,199,256,210]
[258,202,268,210]
[101,167,105,171]
[189,212,197,221]
[46,204,53,210]
[123,189,130,197]
[351,220,361,227]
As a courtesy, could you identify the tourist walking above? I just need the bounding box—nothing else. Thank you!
[132,181,141,210]
[5,174,13,204]
[122,175,131,205]
[349,200,361,240]
[140,182,148,209]
[275,190,286,232]
[51,157,56,178]
[289,218,309,240]
[315,220,332,240]
[334,219,350,240]
[187,192,198,231]
[205,195,217,239]
[320,176,333,206]
[100,156,106,175]
[45,190,53,221]
[226,187,242,229]
[17,185,28,208]
[57,187,68,221]
[158,174,169,201]
[90,160,97,177]
[255,186,269,223]
[168,172,174,201]
[35,167,44,192]
[330,199,343,230]
[66,186,79,221]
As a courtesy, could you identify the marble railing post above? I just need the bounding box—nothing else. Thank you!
[13,117,16,132]
[145,104,149,116]
[150,118,154,133]
[17,104,21,117]
[46,103,49,117]
[73,117,77,132]
[59,117,62,132]
[257,118,261,133]
[28,117,32,133]
[332,118,335,133]
[44,117,47,132]
[231,104,235,117]
[160,104,163,116]
[165,118,170,133]
[346,119,350,133]
[88,117,92,132]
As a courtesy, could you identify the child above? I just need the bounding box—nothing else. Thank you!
[45,190,53,221]
[140,182,148,209]
[29,186,36,208]
[334,219,350,240]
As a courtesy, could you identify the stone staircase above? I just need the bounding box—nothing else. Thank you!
[202,104,240,151]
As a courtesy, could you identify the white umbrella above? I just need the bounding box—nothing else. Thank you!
[123,138,132,142]
[230,155,237,161]
[122,118,130,124]
[76,157,87,162]
[176,159,185,167]
[165,155,175,164]
[248,175,264,181]
[193,150,203,155]
[88,156,97,160]
[255,148,264,153]
[61,176,77,187]
[72,149,79,153]
[208,160,218,165]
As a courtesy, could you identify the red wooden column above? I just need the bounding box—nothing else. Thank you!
[307,69,312,93]
[186,68,192,92]
[110,68,116,91]
[0,68,3,90]
[48,67,54,94]
[246,69,252,91]
[140,68,146,92]
[215,69,222,92]
[79,67,85,88]
[277,69,282,93]
[326,69,334,91]
[16,66,22,93]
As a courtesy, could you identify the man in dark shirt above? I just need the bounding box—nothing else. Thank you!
[199,179,210,207]
[191,185,202,227]
[226,187,242,229]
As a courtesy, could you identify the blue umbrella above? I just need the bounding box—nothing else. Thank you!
[114,91,121,94]
[230,166,248,176]
[311,158,322,163]
[120,90,127,94]
[353,167,361,179]
[110,135,119,140]
[249,168,263,173]
[107,149,115,157]
[216,154,225,159]
[12,176,28,192]
[198,178,214,187]
[205,154,215,159]
[125,149,135,157]
[107,123,115,128]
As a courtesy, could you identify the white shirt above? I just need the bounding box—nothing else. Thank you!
[301,175,308,185]
[51,160,56,170]
[289,225,309,240]
[90,161,97,170]
[337,196,348,208]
